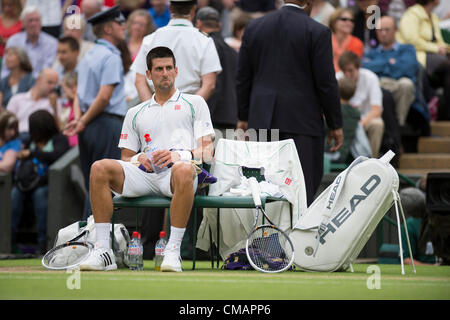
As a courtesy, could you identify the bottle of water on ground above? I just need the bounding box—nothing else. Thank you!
[139,133,167,174]
[154,231,167,271]
[128,231,143,270]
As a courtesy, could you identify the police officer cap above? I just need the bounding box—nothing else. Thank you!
[87,5,126,25]
[196,6,220,22]
[170,0,197,4]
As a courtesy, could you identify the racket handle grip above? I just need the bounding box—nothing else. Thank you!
[248,177,262,206]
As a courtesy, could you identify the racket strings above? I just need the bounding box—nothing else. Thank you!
[43,242,92,269]
[247,226,293,272]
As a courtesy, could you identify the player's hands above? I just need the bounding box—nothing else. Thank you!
[327,128,343,152]
[151,149,179,168]
[137,153,154,173]
[236,120,249,140]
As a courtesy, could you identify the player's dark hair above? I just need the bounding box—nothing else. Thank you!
[171,2,195,16]
[146,46,176,71]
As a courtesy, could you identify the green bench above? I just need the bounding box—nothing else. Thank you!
[112,194,281,270]
[111,166,292,270]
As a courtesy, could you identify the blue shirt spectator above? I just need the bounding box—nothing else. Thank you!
[0,110,21,173]
[0,138,21,160]
[362,41,418,84]
[148,3,170,29]
[362,15,429,128]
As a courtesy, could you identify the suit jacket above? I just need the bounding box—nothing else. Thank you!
[236,5,342,136]
[207,32,239,127]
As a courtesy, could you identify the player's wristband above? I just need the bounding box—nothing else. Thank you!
[130,152,143,164]
[176,150,193,161]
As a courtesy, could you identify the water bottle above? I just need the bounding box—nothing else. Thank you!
[127,231,144,270]
[139,133,167,174]
[425,241,434,255]
[154,231,167,271]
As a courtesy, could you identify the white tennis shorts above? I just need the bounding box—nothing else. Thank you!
[113,160,198,198]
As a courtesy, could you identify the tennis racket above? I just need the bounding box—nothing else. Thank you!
[42,222,95,270]
[42,241,94,270]
[245,177,295,273]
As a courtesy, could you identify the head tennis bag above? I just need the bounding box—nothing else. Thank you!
[290,150,409,272]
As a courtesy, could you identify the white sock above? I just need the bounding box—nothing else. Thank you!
[166,226,185,252]
[95,223,111,249]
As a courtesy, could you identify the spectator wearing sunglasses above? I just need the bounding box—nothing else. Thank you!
[329,8,364,72]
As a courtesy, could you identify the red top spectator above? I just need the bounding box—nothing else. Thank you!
[0,0,23,58]
[329,7,364,72]
[77,0,116,8]
[104,0,116,7]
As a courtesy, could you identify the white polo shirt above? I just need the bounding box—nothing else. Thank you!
[336,68,383,117]
[130,18,222,94]
[118,89,215,153]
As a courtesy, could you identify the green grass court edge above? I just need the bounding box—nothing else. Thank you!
[0,259,449,300]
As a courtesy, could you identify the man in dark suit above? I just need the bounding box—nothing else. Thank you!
[195,6,239,137]
[236,0,343,206]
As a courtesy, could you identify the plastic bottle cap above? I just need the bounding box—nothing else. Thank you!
[144,133,151,142]
[132,231,141,239]
[160,231,166,238]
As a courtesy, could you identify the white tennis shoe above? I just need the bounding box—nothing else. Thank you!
[160,245,182,272]
[79,244,117,271]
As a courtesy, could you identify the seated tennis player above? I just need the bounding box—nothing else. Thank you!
[79,46,215,271]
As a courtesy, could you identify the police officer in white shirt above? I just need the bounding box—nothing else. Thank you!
[80,46,215,272]
[131,0,222,102]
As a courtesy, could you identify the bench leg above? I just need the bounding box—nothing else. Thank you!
[192,207,197,270]
[209,226,214,269]
[111,209,115,252]
[217,209,220,269]
[136,208,139,232]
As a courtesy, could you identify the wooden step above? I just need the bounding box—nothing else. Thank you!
[399,153,450,169]
[431,121,450,137]
[418,137,450,153]
[397,168,450,176]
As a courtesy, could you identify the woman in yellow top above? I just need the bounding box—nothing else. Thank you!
[397,0,450,120]
[397,0,449,69]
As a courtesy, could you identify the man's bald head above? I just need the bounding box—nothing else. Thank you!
[36,68,59,97]
[376,15,397,49]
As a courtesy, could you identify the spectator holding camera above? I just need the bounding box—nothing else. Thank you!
[6,68,60,141]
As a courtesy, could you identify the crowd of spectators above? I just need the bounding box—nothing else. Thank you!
[0,0,449,254]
